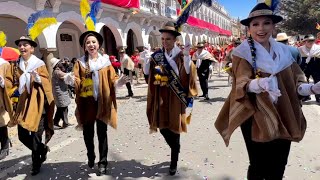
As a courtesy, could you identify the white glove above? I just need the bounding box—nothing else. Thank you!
[312,81,320,94]
[248,77,271,94]
[229,63,232,68]
[0,75,4,88]
[115,74,129,88]
[64,72,75,86]
[31,71,41,84]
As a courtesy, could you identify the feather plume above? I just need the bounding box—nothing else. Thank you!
[90,0,101,18]
[265,0,280,14]
[27,11,57,40]
[0,31,7,47]
[29,17,57,40]
[80,0,90,20]
[85,16,96,31]
[80,0,101,31]
[175,0,212,32]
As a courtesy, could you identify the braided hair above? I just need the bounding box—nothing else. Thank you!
[247,35,261,78]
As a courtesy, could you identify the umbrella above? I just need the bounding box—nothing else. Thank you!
[0,47,20,61]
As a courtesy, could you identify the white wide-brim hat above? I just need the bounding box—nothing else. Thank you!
[50,57,61,68]
[276,33,290,42]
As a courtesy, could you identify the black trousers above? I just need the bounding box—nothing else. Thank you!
[18,116,46,167]
[197,69,209,96]
[160,129,180,164]
[241,119,291,180]
[53,106,69,125]
[83,120,108,166]
[124,68,133,96]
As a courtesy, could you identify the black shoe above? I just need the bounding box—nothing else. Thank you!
[0,148,9,160]
[198,95,205,98]
[88,160,95,168]
[0,126,11,160]
[205,95,210,100]
[126,94,133,98]
[302,96,311,102]
[62,123,72,129]
[98,164,107,175]
[169,162,177,176]
[31,165,40,176]
[54,123,61,128]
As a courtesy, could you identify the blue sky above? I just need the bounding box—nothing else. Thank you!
[217,0,257,19]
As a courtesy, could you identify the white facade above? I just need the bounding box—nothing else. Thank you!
[0,0,232,59]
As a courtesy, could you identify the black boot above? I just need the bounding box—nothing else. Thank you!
[169,145,180,176]
[31,153,41,176]
[40,145,50,163]
[97,163,107,175]
[0,126,11,160]
[87,154,95,168]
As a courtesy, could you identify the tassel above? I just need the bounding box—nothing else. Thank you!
[186,108,193,124]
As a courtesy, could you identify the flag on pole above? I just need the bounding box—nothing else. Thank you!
[178,0,189,9]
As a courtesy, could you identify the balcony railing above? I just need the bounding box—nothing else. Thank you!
[140,0,176,19]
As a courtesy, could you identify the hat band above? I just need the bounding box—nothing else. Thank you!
[161,26,177,31]
[249,9,273,18]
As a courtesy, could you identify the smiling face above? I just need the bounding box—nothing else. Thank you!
[248,16,275,46]
[161,32,176,52]
[17,40,34,59]
[84,35,100,56]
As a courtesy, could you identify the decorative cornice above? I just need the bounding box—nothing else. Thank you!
[140,17,146,25]
[116,12,124,21]
[35,0,46,11]
[52,0,62,13]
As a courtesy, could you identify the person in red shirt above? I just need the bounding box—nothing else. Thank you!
[315,32,320,45]
[109,55,121,75]
[131,49,141,83]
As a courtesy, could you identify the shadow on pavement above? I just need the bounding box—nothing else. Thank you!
[0,155,29,171]
[198,97,227,104]
[3,159,196,180]
[302,101,320,106]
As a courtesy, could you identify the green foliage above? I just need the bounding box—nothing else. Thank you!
[280,0,320,35]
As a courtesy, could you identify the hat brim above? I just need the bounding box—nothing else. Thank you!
[303,37,316,42]
[79,31,103,47]
[52,59,61,68]
[240,15,283,26]
[15,39,38,47]
[159,29,181,37]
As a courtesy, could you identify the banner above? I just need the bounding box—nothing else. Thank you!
[101,0,140,9]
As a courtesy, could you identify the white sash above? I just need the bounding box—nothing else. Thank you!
[233,37,293,103]
[18,55,45,94]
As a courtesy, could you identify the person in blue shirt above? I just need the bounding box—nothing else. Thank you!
[276,33,301,64]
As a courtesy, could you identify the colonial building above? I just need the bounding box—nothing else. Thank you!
[0,0,232,63]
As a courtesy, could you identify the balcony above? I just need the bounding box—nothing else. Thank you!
[165,6,177,19]
[140,0,159,15]
[140,0,176,19]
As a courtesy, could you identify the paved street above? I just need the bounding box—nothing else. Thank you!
[0,73,320,180]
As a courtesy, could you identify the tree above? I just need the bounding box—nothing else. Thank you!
[280,0,320,35]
